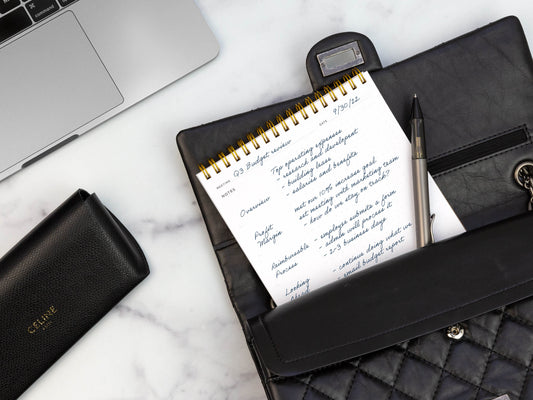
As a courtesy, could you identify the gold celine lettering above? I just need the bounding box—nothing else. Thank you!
[27,306,58,334]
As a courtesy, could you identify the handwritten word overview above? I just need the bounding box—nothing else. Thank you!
[198,72,464,305]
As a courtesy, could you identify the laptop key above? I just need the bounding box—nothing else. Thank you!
[0,6,31,43]
[25,0,58,22]
[0,0,21,15]
[57,0,77,6]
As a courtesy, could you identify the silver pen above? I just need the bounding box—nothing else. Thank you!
[410,94,432,247]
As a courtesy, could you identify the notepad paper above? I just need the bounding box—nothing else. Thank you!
[198,72,465,305]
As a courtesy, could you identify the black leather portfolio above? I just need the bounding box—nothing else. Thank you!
[0,189,149,400]
[177,16,533,400]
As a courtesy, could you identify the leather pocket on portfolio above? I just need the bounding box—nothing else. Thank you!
[0,189,150,400]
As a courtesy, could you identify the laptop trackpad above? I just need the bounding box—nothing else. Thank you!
[0,11,123,172]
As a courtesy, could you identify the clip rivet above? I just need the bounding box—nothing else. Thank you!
[446,324,464,340]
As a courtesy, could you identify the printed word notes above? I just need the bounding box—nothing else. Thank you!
[198,72,465,305]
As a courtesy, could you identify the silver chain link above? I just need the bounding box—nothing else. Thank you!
[514,162,533,212]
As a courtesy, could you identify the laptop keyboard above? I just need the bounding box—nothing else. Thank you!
[0,0,78,44]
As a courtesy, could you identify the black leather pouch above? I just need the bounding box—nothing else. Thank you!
[177,16,533,400]
[0,189,149,400]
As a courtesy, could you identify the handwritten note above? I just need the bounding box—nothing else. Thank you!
[198,72,465,305]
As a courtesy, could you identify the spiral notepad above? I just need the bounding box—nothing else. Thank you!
[196,70,465,305]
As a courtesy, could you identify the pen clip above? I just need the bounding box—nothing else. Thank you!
[429,213,435,244]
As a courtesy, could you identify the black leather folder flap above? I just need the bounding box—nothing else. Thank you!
[250,212,533,376]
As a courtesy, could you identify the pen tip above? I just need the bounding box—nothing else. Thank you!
[410,94,423,119]
[413,93,417,98]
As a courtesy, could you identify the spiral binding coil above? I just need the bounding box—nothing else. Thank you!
[199,68,366,180]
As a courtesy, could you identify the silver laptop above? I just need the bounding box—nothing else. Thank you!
[0,0,218,181]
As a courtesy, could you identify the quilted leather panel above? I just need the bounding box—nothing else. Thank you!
[267,298,533,399]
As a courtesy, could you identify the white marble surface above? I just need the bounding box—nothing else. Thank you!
[1,1,532,399]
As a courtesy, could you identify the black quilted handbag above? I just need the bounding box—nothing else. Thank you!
[177,16,533,400]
